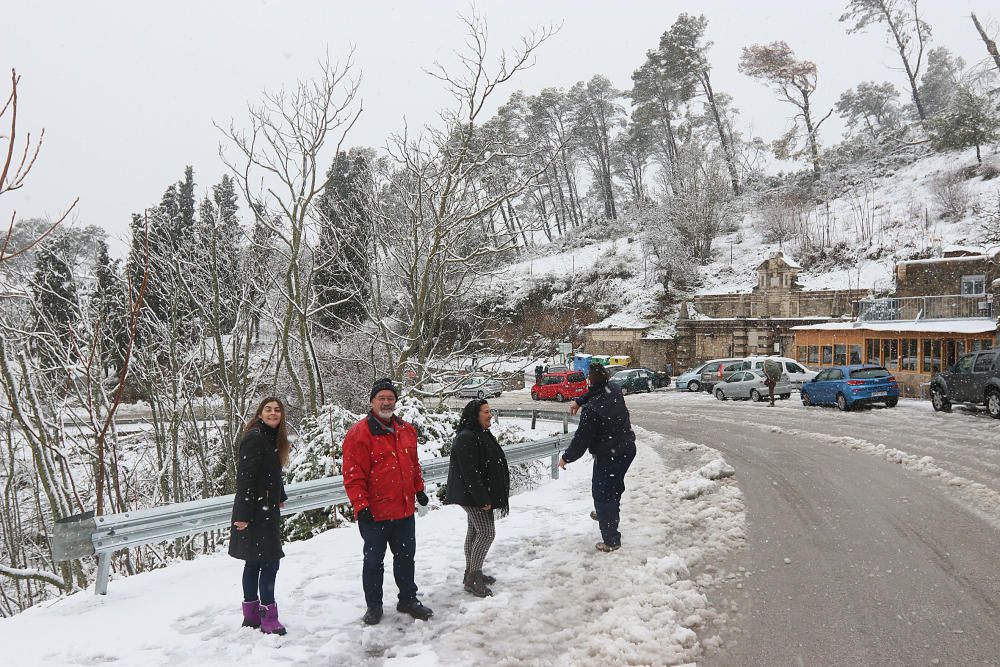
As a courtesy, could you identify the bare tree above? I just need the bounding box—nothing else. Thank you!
[971,13,1000,76]
[359,12,558,388]
[219,55,362,414]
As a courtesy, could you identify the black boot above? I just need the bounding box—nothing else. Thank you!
[396,599,433,620]
[463,571,493,598]
[464,569,496,585]
[362,607,383,625]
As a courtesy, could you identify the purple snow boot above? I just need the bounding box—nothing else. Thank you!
[241,600,262,628]
[260,603,287,636]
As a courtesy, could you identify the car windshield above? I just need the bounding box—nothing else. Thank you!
[849,368,890,379]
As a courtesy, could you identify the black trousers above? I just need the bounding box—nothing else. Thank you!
[242,560,280,605]
[359,515,418,609]
[592,444,637,547]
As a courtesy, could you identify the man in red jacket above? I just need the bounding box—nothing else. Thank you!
[342,378,433,626]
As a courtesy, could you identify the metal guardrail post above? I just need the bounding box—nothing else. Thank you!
[550,453,560,479]
[95,552,111,596]
[562,412,568,434]
[531,410,537,430]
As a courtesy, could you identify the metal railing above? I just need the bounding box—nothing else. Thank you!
[52,409,578,595]
[856,294,994,321]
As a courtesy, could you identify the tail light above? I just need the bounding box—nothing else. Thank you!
[886,376,896,383]
[846,380,866,386]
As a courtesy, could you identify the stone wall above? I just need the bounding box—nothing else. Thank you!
[693,289,866,318]
[895,256,995,298]
[583,328,645,357]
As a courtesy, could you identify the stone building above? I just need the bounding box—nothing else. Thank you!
[671,252,868,370]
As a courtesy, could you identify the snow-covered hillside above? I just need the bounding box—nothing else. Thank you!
[495,146,1000,332]
[3,429,743,666]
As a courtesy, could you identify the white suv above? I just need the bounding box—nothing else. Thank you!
[738,356,816,387]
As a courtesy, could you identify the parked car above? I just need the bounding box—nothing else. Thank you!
[675,364,707,391]
[800,365,899,411]
[714,369,795,401]
[530,370,588,402]
[454,376,504,399]
[929,349,1000,417]
[700,358,744,393]
[738,356,816,386]
[611,367,668,394]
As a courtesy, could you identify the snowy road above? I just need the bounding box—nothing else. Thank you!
[495,390,1000,665]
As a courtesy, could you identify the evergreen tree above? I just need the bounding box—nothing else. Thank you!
[314,148,375,328]
[91,239,129,376]
[31,236,80,372]
[931,85,1000,164]
[920,47,965,119]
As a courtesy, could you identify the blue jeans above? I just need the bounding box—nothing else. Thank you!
[242,560,279,605]
[359,514,418,609]
[592,444,636,547]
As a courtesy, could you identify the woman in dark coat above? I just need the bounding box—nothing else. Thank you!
[445,399,510,598]
[230,396,290,635]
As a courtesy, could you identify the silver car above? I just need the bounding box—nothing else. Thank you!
[714,370,795,402]
[454,376,504,399]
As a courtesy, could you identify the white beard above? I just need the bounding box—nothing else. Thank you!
[377,408,394,421]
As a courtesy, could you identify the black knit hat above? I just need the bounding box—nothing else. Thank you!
[370,378,398,401]
[588,363,610,388]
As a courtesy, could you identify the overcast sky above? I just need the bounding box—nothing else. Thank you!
[3,0,998,256]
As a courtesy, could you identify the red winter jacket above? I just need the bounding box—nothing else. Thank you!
[342,413,424,522]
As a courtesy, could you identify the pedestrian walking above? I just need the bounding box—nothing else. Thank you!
[230,397,290,635]
[534,364,544,386]
[558,364,637,552]
[342,378,433,625]
[445,399,510,597]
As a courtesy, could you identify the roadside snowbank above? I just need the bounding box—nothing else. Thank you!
[2,428,744,666]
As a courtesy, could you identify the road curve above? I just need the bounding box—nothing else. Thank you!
[486,391,1000,666]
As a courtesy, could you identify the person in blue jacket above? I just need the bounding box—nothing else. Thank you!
[559,363,637,552]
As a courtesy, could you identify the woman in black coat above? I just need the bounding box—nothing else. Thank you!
[230,396,289,635]
[445,399,510,598]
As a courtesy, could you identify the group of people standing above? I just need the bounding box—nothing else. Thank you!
[228,362,635,633]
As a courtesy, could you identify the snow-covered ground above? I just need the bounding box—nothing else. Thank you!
[2,427,744,666]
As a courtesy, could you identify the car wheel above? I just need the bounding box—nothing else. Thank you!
[477,390,485,399]
[780,393,791,400]
[885,397,898,408]
[750,389,761,402]
[986,390,1000,419]
[715,389,726,401]
[621,386,631,396]
[556,392,565,403]
[687,380,700,392]
[801,391,812,407]
[531,391,539,401]
[930,387,951,413]
[836,393,850,412]
[647,380,653,392]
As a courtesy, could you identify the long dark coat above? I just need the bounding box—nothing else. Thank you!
[229,420,287,562]
[562,382,636,463]
[445,426,510,514]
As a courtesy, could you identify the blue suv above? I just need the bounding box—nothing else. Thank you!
[800,365,899,411]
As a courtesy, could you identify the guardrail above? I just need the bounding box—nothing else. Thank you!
[52,408,578,595]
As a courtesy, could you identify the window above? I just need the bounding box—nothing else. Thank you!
[822,345,833,364]
[567,372,585,382]
[961,274,986,296]
[787,362,806,374]
[814,369,831,381]
[833,344,846,365]
[808,346,819,364]
[881,338,898,371]
[973,354,994,373]
[797,346,808,362]
[850,367,890,379]
[849,344,862,365]
[828,369,844,380]
[901,339,917,371]
[980,339,994,350]
[920,339,942,374]
[954,354,975,373]
[866,339,880,365]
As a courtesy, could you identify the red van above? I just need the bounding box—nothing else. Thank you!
[530,371,588,402]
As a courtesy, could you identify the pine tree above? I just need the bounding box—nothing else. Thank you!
[314,148,375,328]
[91,239,129,376]
[31,236,80,373]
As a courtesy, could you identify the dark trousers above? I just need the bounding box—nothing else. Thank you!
[242,560,280,605]
[592,444,637,547]
[359,514,418,609]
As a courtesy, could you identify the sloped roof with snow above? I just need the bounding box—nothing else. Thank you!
[791,318,996,334]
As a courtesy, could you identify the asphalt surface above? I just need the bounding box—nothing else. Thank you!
[484,389,1000,666]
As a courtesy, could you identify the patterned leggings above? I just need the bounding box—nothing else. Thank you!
[462,506,496,575]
